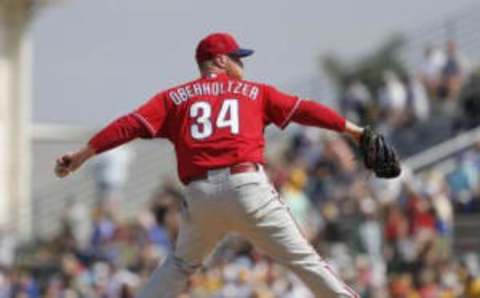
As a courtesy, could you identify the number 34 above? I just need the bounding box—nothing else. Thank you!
[190,99,239,140]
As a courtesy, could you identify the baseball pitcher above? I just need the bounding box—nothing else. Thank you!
[55,33,400,298]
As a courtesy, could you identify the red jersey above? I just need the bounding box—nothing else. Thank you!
[133,73,300,183]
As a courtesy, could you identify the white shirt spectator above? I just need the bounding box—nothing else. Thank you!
[418,46,446,82]
[409,77,430,121]
[342,80,372,123]
[379,71,407,111]
[346,81,371,106]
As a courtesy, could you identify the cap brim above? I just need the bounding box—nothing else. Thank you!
[231,48,254,58]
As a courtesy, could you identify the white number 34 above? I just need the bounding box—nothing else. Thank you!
[190,99,239,140]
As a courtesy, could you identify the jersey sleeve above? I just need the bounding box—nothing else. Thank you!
[88,114,150,154]
[132,92,169,137]
[290,99,346,132]
[263,85,302,129]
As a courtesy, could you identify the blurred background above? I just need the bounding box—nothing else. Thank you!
[1,0,480,297]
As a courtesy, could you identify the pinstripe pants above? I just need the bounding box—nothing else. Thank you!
[136,167,358,298]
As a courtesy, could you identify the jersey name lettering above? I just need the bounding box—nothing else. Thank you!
[169,81,259,105]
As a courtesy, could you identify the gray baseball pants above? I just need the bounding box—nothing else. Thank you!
[136,167,359,298]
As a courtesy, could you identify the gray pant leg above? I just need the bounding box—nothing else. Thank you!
[136,254,199,298]
[137,183,226,298]
[230,177,358,298]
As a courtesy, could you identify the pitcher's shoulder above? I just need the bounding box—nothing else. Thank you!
[162,77,203,94]
[238,78,269,89]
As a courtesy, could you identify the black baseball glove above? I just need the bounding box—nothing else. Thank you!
[360,127,401,178]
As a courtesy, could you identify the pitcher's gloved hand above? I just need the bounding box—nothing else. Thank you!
[360,126,401,178]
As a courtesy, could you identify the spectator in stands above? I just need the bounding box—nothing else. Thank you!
[406,192,436,238]
[403,73,430,124]
[286,127,325,172]
[280,167,319,240]
[149,182,181,243]
[323,136,357,175]
[423,171,454,256]
[341,77,373,125]
[438,260,463,297]
[418,45,446,97]
[9,271,40,298]
[447,153,480,212]
[438,40,469,103]
[384,204,408,245]
[386,206,417,272]
[319,202,344,245]
[355,197,387,294]
[306,159,337,206]
[62,199,92,250]
[137,211,172,260]
[378,71,408,133]
[417,268,441,298]
[461,253,480,298]
[90,207,117,254]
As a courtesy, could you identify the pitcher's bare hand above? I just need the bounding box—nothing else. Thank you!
[54,146,95,178]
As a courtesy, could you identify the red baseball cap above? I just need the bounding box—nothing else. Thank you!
[195,32,254,63]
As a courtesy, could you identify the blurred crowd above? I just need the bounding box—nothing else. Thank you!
[1,134,479,298]
[340,40,480,156]
[0,40,479,298]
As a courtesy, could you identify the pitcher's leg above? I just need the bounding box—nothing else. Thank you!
[136,206,224,298]
[238,191,358,298]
